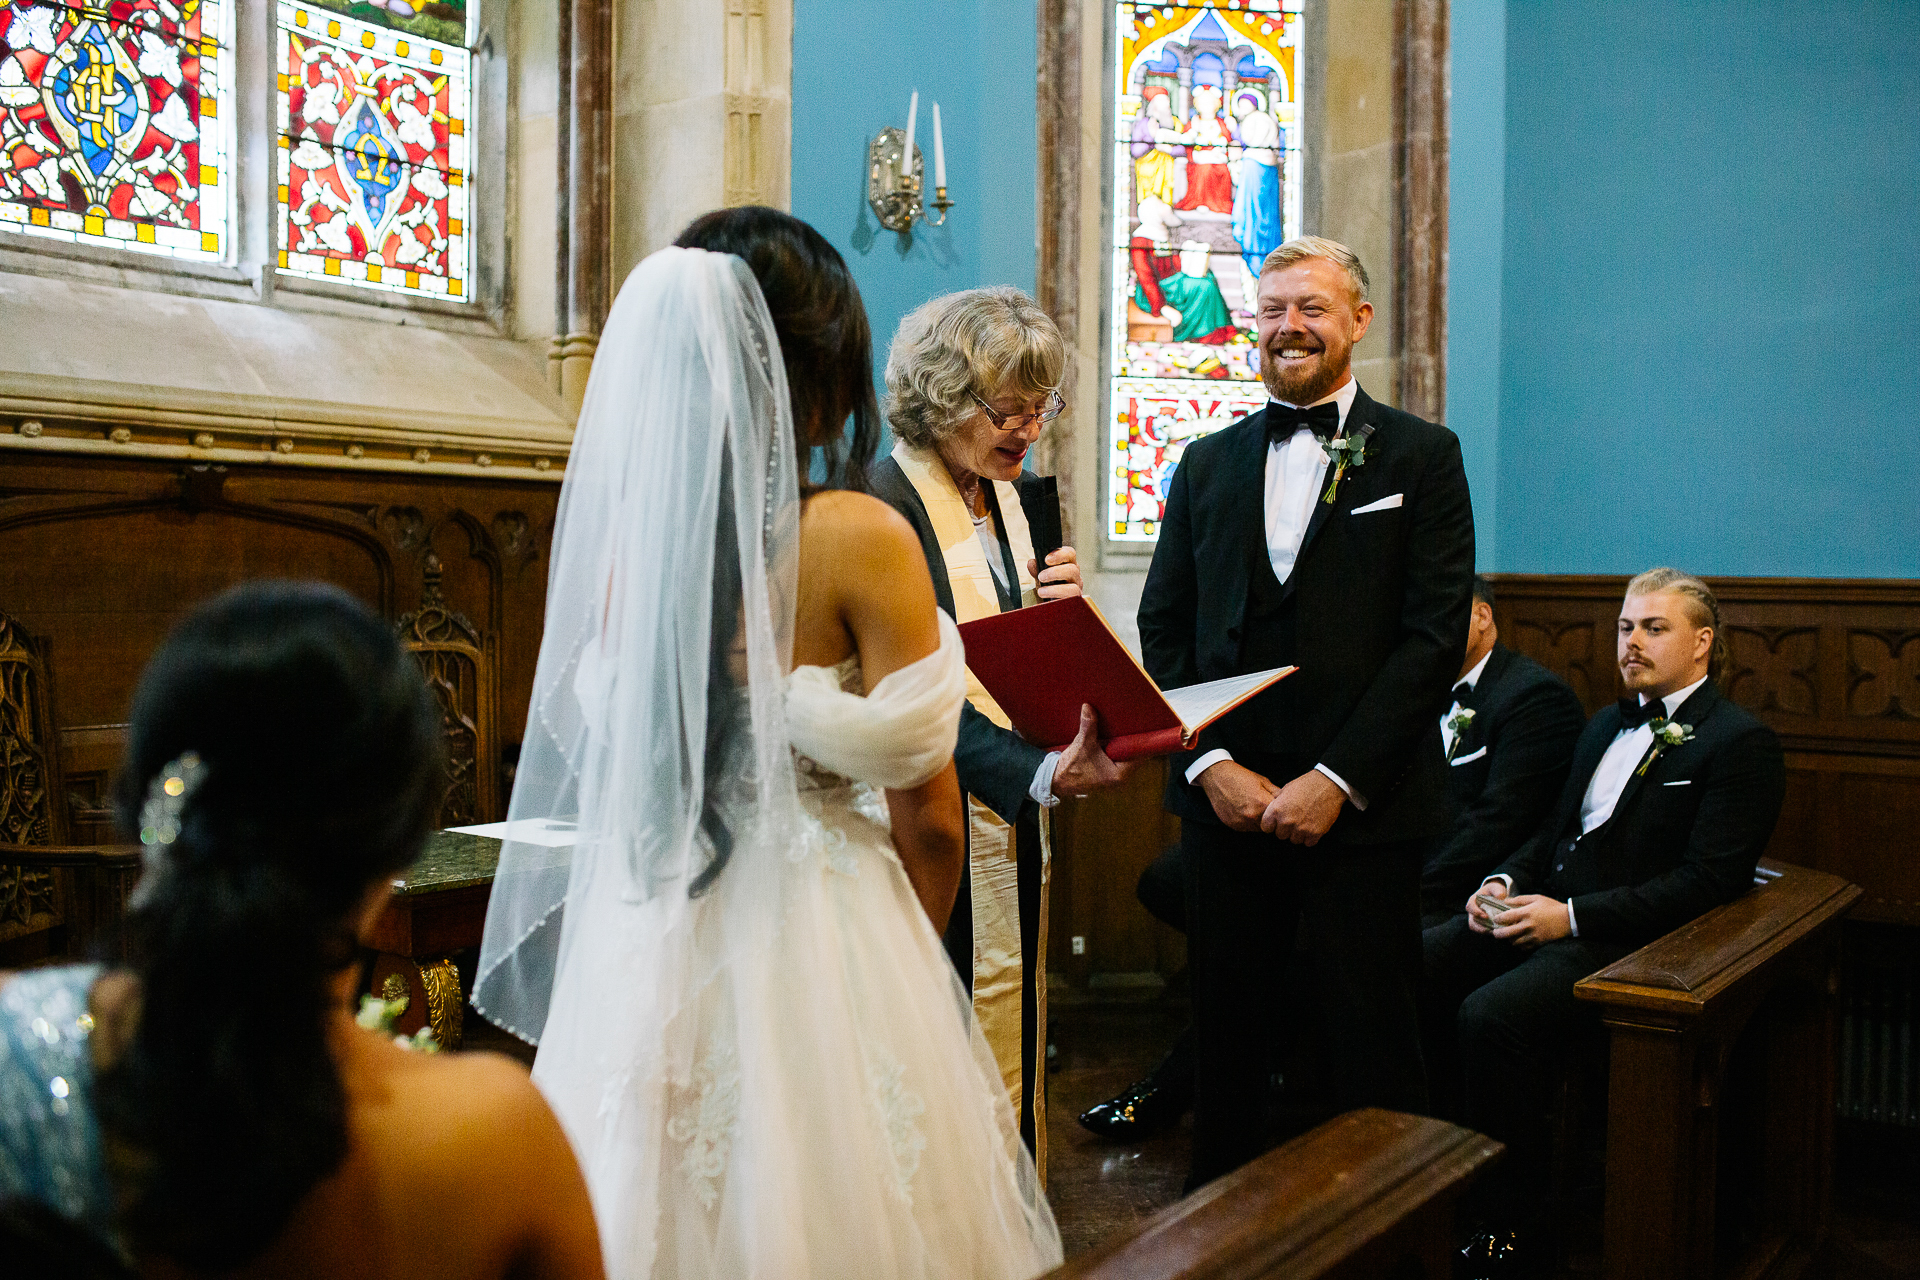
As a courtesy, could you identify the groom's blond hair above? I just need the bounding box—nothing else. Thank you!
[1261,236,1370,306]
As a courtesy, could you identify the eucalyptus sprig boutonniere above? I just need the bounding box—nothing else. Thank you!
[1636,716,1696,776]
[1444,706,1476,762]
[1319,432,1370,504]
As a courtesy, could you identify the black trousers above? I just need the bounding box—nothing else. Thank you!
[1420,916,1627,1220]
[1183,823,1429,1186]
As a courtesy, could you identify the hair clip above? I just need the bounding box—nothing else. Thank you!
[139,751,206,848]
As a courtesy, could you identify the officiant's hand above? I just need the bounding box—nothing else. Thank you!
[1260,770,1346,846]
[1053,703,1135,797]
[1029,546,1084,600]
[1196,759,1279,832]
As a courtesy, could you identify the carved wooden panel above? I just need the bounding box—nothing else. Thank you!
[0,609,63,942]
[399,554,497,828]
[0,452,556,837]
[1492,575,1920,925]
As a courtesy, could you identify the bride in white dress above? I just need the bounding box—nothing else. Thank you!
[473,209,1062,1280]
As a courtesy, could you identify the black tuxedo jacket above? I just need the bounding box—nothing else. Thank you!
[870,456,1047,824]
[1138,385,1475,844]
[1421,643,1585,915]
[1493,679,1786,947]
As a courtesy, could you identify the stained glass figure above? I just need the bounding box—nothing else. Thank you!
[0,0,231,261]
[276,0,470,300]
[1109,1,1303,541]
[301,0,467,48]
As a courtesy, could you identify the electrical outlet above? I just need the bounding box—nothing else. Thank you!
[1071,935,1086,956]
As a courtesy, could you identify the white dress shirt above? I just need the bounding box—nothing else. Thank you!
[1485,673,1708,935]
[1185,378,1365,809]
[1440,647,1494,756]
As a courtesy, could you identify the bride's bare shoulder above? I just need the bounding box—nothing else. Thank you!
[801,490,920,564]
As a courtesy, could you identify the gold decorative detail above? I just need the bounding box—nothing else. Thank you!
[381,972,409,1003]
[192,432,215,449]
[0,611,63,942]
[413,448,431,464]
[419,958,464,1051]
[109,427,132,444]
[276,438,296,454]
[474,453,491,467]
[17,421,43,438]
[533,457,551,471]
[346,443,366,459]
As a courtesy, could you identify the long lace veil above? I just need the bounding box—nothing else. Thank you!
[474,247,801,1043]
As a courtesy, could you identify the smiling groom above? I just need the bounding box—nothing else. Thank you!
[1138,236,1475,1186]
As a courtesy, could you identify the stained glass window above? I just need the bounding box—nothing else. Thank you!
[1109,1,1303,541]
[275,0,471,300]
[0,0,231,261]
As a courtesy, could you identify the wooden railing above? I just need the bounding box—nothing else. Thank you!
[1042,1109,1501,1280]
[1574,857,1861,1280]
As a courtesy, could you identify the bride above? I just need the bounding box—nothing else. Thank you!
[473,207,1063,1279]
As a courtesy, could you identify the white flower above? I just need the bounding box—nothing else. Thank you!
[0,56,37,109]
[355,995,389,1031]
[130,174,175,219]
[313,211,352,253]
[393,98,435,149]
[290,137,331,171]
[393,230,427,263]
[138,32,184,88]
[21,157,57,198]
[150,93,198,142]
[411,166,447,198]
[7,7,57,56]
[304,79,345,126]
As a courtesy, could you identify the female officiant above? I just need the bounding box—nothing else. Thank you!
[874,287,1132,1176]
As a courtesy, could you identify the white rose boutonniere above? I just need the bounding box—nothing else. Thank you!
[1637,717,1696,776]
[1444,706,1476,761]
[1318,432,1371,504]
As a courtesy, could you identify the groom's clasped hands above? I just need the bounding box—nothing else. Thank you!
[1197,760,1346,846]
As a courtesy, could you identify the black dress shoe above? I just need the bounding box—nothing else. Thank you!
[1076,1076,1190,1140]
[1454,1227,1531,1280]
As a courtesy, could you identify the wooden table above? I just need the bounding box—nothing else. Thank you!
[365,829,504,1050]
[1573,859,1862,1280]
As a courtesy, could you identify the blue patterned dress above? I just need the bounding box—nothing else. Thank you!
[0,965,117,1248]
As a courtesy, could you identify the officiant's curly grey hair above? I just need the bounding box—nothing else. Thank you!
[883,286,1065,447]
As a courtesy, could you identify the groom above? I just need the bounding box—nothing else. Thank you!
[1139,236,1475,1185]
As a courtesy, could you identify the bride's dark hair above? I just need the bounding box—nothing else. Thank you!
[675,205,881,492]
[675,208,882,896]
[101,581,443,1267]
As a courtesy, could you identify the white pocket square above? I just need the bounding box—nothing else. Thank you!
[1450,746,1487,765]
[1662,780,1692,787]
[1350,493,1404,514]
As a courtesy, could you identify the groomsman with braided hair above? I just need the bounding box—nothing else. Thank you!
[1425,568,1785,1274]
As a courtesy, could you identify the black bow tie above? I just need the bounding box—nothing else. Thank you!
[1617,695,1665,729]
[1451,682,1473,705]
[1266,401,1340,444]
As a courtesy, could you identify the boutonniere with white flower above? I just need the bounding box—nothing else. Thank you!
[1636,717,1696,776]
[357,985,441,1053]
[1445,706,1476,761]
[1317,424,1377,504]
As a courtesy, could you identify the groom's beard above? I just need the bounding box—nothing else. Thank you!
[1261,332,1350,406]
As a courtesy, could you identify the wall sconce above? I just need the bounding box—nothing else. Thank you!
[868,90,953,232]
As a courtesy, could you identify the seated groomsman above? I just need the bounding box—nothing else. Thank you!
[1422,577,1585,928]
[1424,568,1785,1273]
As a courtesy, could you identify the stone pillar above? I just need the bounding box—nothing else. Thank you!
[1394,0,1449,422]
[559,0,613,417]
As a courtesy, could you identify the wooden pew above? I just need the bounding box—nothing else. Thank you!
[1573,858,1861,1280]
[1042,1109,1501,1280]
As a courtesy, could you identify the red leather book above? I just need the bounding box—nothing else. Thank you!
[956,596,1294,762]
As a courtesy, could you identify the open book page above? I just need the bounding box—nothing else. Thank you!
[1164,668,1293,737]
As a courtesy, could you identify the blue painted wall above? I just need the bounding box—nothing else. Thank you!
[1449,1,1920,577]
[792,0,1038,427]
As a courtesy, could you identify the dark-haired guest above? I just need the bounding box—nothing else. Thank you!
[0,582,602,1278]
[1421,577,1585,928]
[1426,568,1785,1273]
[874,286,1134,1167]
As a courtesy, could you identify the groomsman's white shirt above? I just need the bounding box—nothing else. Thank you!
[1186,377,1365,809]
[1485,674,1709,935]
[1440,647,1495,756]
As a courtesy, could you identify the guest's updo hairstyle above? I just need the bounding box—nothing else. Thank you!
[675,205,881,492]
[102,581,443,1268]
[1624,566,1730,680]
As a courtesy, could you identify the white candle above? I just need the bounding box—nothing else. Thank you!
[932,101,946,189]
[902,90,918,181]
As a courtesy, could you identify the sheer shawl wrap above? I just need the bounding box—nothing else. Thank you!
[473,247,803,1043]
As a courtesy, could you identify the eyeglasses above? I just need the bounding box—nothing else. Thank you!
[968,388,1066,431]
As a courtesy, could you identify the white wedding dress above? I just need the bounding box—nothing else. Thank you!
[473,246,1061,1279]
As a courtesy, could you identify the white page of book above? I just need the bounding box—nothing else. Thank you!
[446,818,580,847]
[1163,667,1290,734]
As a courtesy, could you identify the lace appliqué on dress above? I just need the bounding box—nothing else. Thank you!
[866,1047,927,1204]
[665,1042,742,1210]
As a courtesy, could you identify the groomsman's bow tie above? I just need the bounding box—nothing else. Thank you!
[1617,695,1665,728]
[1266,402,1341,443]
[1451,681,1473,704]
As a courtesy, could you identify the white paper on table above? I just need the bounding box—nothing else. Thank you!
[446,818,580,847]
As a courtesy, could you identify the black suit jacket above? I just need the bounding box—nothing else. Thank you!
[870,456,1048,824]
[1138,385,1475,844]
[1493,679,1786,947]
[1421,643,1586,915]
